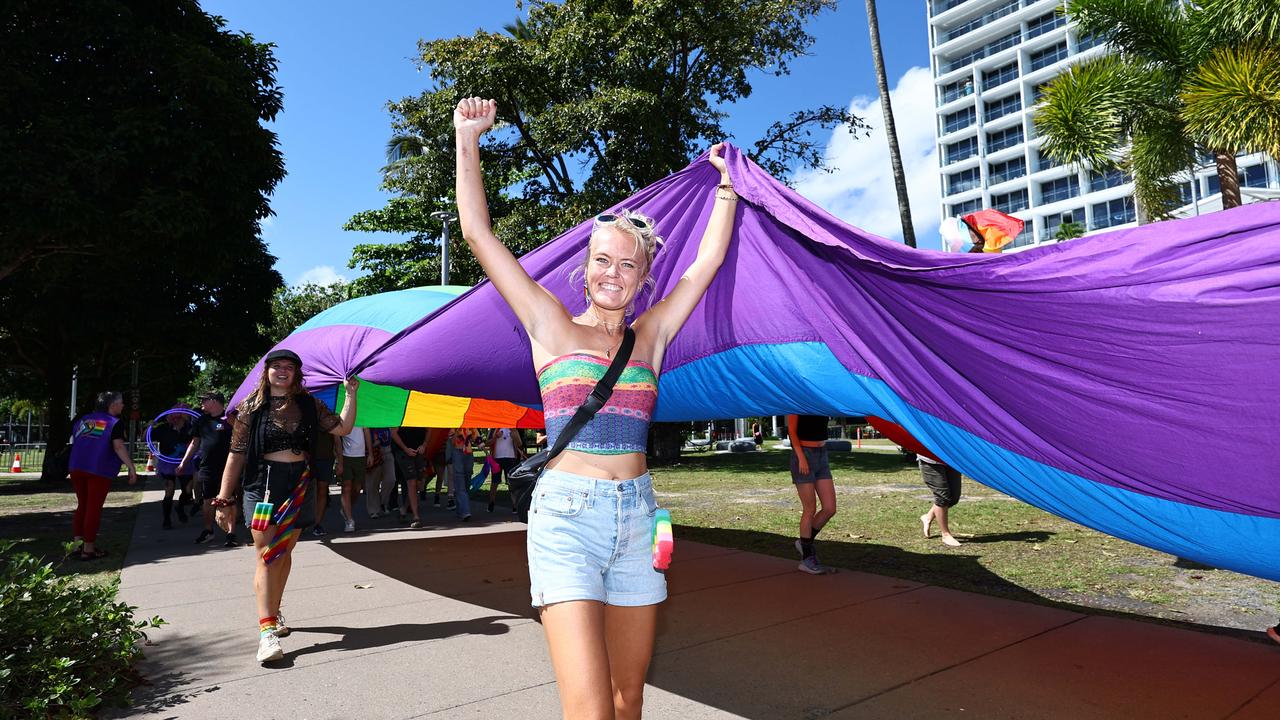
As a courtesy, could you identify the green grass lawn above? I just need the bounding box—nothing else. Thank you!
[651,448,1280,634]
[0,474,142,587]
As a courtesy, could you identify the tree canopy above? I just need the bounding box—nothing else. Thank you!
[1034,0,1280,220]
[344,0,868,293]
[0,1,286,467]
[263,282,350,346]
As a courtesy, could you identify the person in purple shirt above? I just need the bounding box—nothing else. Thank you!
[68,391,138,560]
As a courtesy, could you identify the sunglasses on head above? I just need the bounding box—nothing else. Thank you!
[594,213,649,231]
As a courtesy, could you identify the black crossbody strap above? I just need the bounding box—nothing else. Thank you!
[544,327,635,460]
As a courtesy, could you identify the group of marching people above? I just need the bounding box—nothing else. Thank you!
[312,422,527,536]
[67,365,534,665]
[65,390,233,560]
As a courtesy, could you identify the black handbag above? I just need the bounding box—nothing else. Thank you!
[508,327,635,522]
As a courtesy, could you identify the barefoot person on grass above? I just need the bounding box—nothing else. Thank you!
[919,455,963,547]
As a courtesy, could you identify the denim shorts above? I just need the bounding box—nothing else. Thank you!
[526,469,667,608]
[790,445,832,484]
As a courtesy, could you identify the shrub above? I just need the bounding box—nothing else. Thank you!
[0,541,164,718]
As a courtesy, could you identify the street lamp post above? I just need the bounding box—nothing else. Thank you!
[430,210,459,285]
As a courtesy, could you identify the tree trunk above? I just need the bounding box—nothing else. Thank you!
[1215,151,1241,209]
[647,422,687,466]
[40,364,73,483]
[1133,189,1150,225]
[865,0,916,248]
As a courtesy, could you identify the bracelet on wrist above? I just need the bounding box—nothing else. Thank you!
[210,496,235,508]
[716,192,739,201]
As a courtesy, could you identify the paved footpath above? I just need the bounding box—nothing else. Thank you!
[114,487,1280,719]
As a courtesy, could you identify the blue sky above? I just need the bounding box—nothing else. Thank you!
[201,1,940,286]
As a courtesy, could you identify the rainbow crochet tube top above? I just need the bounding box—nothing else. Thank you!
[537,353,658,455]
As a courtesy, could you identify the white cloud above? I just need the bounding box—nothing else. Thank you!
[793,66,942,247]
[294,265,348,287]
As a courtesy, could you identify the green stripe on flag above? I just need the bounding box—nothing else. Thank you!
[334,378,409,428]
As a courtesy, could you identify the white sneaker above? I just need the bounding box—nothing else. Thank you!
[798,556,828,575]
[273,611,290,638]
[257,633,283,663]
[343,519,355,533]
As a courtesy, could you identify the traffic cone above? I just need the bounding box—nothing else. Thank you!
[9,453,21,472]
[145,453,155,473]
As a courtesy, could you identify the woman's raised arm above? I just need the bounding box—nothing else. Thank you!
[454,97,566,341]
[640,143,736,349]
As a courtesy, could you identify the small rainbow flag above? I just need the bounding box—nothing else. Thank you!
[651,508,673,571]
[77,419,108,438]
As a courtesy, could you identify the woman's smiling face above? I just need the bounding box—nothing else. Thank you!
[586,226,647,312]
[267,360,297,389]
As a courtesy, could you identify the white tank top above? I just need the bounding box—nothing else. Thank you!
[493,429,517,459]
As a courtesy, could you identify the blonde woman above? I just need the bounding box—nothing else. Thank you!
[455,97,736,720]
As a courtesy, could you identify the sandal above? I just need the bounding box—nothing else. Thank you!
[78,548,108,560]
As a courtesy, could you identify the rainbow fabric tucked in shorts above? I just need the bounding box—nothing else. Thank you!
[537,353,657,455]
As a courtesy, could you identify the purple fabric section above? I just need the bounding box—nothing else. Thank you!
[229,325,392,411]
[351,145,1278,520]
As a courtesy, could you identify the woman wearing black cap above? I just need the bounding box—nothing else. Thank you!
[211,349,359,663]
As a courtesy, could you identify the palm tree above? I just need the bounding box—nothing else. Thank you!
[1181,41,1280,191]
[865,0,915,248]
[1054,219,1085,241]
[383,133,426,173]
[1035,0,1280,221]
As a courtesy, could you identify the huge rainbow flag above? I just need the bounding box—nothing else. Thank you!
[229,286,543,429]
[238,144,1280,581]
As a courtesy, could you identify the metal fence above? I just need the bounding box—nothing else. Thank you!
[0,444,47,472]
[1,438,152,474]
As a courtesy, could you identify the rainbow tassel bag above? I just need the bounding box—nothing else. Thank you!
[652,508,673,570]
[250,485,273,531]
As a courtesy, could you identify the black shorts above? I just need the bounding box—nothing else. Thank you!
[242,460,314,531]
[920,460,962,508]
[312,457,335,486]
[196,467,222,501]
[394,448,426,481]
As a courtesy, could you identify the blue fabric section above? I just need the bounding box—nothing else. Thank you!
[660,342,1280,581]
[311,385,339,412]
[294,286,468,335]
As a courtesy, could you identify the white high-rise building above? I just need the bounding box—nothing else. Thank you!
[927,0,1278,250]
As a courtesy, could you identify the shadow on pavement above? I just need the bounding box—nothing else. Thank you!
[682,525,1264,640]
[277,615,523,664]
[319,523,1262,720]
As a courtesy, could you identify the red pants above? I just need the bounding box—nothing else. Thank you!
[71,470,112,543]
